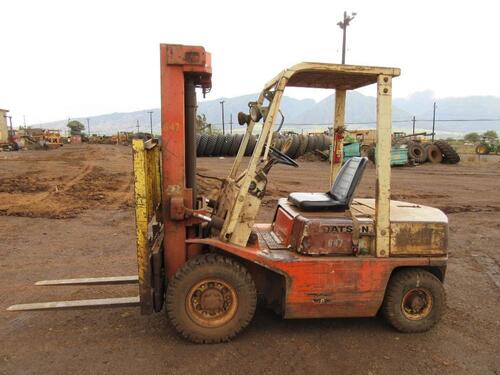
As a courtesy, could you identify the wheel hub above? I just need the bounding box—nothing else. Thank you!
[401,288,433,320]
[186,279,238,328]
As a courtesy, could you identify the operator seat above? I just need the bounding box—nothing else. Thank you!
[287,157,368,212]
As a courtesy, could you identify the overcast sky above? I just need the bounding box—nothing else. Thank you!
[0,0,498,124]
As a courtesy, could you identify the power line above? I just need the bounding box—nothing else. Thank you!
[207,118,500,126]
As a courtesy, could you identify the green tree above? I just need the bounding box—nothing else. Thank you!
[464,132,480,143]
[67,120,85,135]
[482,130,498,142]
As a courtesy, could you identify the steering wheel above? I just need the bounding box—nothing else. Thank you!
[268,146,299,168]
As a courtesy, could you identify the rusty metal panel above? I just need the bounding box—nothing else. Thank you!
[166,45,207,66]
[390,223,447,255]
[294,217,355,255]
[273,207,294,246]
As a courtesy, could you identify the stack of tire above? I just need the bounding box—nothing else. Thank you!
[407,141,460,164]
[368,140,460,165]
[195,132,331,159]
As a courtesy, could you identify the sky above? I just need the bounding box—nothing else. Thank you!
[0,0,499,125]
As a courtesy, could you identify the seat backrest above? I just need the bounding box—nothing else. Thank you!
[329,157,368,206]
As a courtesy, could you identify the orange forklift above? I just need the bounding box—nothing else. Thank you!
[9,44,448,343]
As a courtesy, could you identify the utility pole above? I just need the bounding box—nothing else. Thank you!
[148,111,153,135]
[136,120,140,133]
[337,11,357,64]
[220,100,225,135]
[230,113,233,134]
[86,118,90,136]
[432,102,436,142]
[412,116,416,135]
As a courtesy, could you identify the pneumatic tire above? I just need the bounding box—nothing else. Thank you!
[434,140,460,164]
[382,268,445,333]
[229,134,243,156]
[297,134,309,157]
[286,135,300,158]
[166,254,257,344]
[204,135,217,156]
[427,144,443,163]
[213,134,226,156]
[244,135,257,156]
[221,134,233,156]
[197,134,209,157]
[408,142,427,163]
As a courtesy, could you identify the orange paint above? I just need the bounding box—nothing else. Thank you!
[186,235,445,319]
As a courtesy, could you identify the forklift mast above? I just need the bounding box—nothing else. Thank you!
[159,44,212,278]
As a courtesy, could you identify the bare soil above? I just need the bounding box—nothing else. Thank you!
[0,145,499,375]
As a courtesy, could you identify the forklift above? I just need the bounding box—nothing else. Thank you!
[8,44,448,344]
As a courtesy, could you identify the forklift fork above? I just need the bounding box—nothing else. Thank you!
[7,276,140,311]
[7,138,164,314]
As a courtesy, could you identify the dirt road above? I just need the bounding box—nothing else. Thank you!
[0,144,499,374]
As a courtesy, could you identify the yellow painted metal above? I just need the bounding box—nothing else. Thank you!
[264,62,400,91]
[223,80,287,245]
[330,89,346,185]
[375,75,392,258]
[214,62,401,249]
[132,138,163,314]
[228,91,266,179]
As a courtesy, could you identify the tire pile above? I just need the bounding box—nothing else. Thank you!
[195,133,332,159]
[407,141,460,164]
[368,140,460,165]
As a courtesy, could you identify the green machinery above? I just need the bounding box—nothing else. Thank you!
[333,142,408,166]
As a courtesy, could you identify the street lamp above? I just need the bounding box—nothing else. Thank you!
[337,11,357,64]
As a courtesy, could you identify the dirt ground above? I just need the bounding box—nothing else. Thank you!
[0,144,499,375]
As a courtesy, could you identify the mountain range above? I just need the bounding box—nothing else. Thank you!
[31,91,500,137]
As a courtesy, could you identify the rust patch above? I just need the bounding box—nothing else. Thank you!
[391,223,447,255]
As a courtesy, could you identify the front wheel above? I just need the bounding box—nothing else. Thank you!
[382,269,445,333]
[166,254,257,343]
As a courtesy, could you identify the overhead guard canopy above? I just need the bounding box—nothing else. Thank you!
[264,62,401,91]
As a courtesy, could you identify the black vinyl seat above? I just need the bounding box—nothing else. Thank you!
[288,157,368,212]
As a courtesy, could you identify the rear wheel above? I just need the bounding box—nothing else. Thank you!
[382,269,445,333]
[166,254,257,343]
